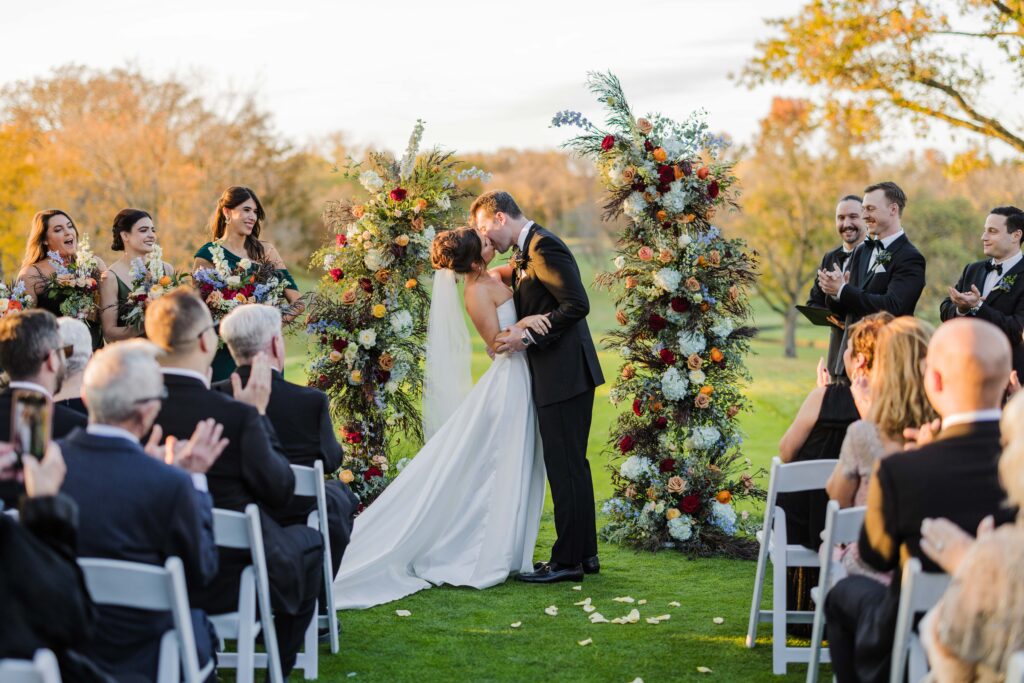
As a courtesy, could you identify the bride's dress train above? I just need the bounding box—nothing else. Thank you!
[333,299,546,609]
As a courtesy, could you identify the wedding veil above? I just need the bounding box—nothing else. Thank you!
[423,268,472,440]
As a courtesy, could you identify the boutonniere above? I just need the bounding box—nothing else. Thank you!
[996,274,1018,294]
[510,249,529,273]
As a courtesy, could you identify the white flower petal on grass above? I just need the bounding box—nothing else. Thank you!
[510,622,522,629]
[574,597,592,606]
[624,609,641,624]
[712,617,725,624]
[669,601,682,608]
[645,618,662,625]
[583,605,596,614]
[589,613,609,623]
[577,638,593,647]
[572,585,583,591]
[655,615,671,621]
[613,596,635,603]
[629,679,644,683]
[395,609,411,617]
[637,599,647,605]
[347,674,357,678]
[544,605,559,616]
[697,667,713,674]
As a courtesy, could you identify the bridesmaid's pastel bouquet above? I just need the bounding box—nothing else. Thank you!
[0,280,33,319]
[192,243,289,323]
[121,245,186,331]
[46,235,101,321]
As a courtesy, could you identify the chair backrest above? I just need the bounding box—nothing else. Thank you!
[889,557,951,683]
[1007,651,1024,683]
[0,649,62,683]
[290,463,319,497]
[78,556,205,682]
[823,501,866,550]
[770,457,841,495]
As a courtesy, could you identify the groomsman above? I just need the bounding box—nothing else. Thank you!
[818,181,926,378]
[940,206,1024,379]
[806,195,868,376]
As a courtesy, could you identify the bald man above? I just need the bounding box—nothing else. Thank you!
[824,317,1018,683]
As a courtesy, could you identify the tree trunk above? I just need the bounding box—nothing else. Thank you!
[783,307,799,358]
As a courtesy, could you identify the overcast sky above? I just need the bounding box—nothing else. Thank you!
[0,0,1004,157]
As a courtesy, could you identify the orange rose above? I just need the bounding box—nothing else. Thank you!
[710,347,725,362]
[375,269,390,284]
[681,213,696,224]
[159,275,172,286]
[696,255,707,267]
[697,166,710,180]
[625,276,638,289]
[700,385,714,395]
[646,486,658,500]
[406,278,418,289]
[658,249,674,264]
[341,290,357,305]
[652,147,668,162]
[395,234,410,247]
[687,354,703,370]
[700,302,711,313]
[685,277,701,292]
[616,310,629,326]
[716,490,732,504]
[352,205,366,219]
[656,210,668,222]
[638,246,654,262]
[649,400,663,413]
[673,165,684,180]
[709,250,721,266]
[621,364,636,380]
[413,198,428,213]
[694,393,711,409]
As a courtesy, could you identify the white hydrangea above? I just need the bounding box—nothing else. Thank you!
[661,367,690,401]
[622,192,648,218]
[423,226,436,243]
[678,330,707,357]
[688,369,706,385]
[390,361,409,384]
[668,514,695,542]
[359,170,384,192]
[686,425,721,450]
[607,162,625,186]
[346,223,361,240]
[358,328,377,349]
[661,181,692,214]
[711,501,738,535]
[661,136,687,160]
[323,254,336,270]
[678,232,692,249]
[653,268,681,292]
[384,380,399,393]
[614,255,626,270]
[620,455,655,482]
[436,194,451,210]
[363,249,385,272]
[390,309,413,338]
[711,317,735,340]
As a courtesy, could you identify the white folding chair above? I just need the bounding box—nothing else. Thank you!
[209,504,284,683]
[806,501,867,683]
[1007,651,1024,683]
[291,459,338,679]
[0,649,62,683]
[890,558,950,683]
[78,556,213,683]
[746,456,839,674]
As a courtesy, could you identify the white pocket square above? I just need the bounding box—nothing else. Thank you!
[874,265,886,274]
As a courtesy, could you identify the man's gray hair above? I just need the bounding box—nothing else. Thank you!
[57,317,93,374]
[82,340,164,425]
[220,304,283,364]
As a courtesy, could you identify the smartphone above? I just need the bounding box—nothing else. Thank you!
[10,389,52,469]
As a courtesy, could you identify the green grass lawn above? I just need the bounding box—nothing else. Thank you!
[277,263,832,682]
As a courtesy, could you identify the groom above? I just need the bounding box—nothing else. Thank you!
[475,190,605,584]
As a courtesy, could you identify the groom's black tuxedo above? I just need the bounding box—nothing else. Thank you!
[939,257,1024,378]
[512,223,604,566]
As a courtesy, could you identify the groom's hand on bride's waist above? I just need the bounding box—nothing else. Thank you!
[495,327,529,354]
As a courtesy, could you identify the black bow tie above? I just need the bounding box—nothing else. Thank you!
[986,261,1004,275]
[836,251,852,265]
[865,239,882,251]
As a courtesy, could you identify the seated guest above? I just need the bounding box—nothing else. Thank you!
[917,390,1024,682]
[59,340,224,682]
[824,317,1018,683]
[0,309,86,508]
[940,206,1024,381]
[144,288,322,677]
[53,316,93,414]
[216,304,358,577]
[827,316,936,581]
[0,442,113,683]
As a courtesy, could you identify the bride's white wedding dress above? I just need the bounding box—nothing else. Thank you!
[333,298,546,609]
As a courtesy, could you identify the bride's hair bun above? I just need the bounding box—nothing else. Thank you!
[430,227,483,274]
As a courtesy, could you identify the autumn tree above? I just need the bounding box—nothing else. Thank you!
[728,97,869,357]
[741,0,1024,153]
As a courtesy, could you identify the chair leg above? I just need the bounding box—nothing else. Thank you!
[772,542,787,675]
[237,574,256,683]
[746,527,771,648]
[807,589,827,683]
[299,599,319,679]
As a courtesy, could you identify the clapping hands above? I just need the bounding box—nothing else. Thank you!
[920,515,994,575]
[903,418,942,450]
[817,264,849,297]
[947,285,983,314]
[144,419,229,474]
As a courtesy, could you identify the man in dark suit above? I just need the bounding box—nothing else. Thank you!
[940,206,1024,380]
[59,340,224,682]
[477,190,605,584]
[806,195,868,377]
[0,310,86,507]
[215,303,357,578]
[818,181,927,379]
[824,318,1017,683]
[144,288,322,677]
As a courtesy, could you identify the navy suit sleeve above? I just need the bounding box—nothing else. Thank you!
[166,477,217,589]
[939,265,971,321]
[837,248,926,317]
[317,394,343,474]
[526,234,590,349]
[806,252,830,307]
[239,407,295,510]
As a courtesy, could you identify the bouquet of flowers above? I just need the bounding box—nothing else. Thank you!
[47,235,101,321]
[0,280,33,319]
[555,72,764,557]
[192,243,290,323]
[121,245,187,331]
[307,119,487,506]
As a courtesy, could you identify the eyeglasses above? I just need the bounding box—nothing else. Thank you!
[133,386,169,404]
[196,324,215,340]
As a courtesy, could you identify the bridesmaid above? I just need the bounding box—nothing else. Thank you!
[99,209,174,343]
[193,186,302,381]
[17,209,107,349]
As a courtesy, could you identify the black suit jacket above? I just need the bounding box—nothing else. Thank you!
[826,234,926,375]
[0,388,87,508]
[807,245,857,373]
[512,224,604,407]
[940,258,1024,377]
[59,428,217,681]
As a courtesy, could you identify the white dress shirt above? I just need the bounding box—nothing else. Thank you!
[8,381,53,400]
[515,221,534,252]
[836,230,904,299]
[942,410,1002,430]
[982,250,1023,298]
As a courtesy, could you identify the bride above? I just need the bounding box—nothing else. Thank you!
[333,227,549,609]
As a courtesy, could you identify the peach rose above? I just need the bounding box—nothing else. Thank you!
[638,246,654,261]
[616,310,629,326]
[410,216,424,232]
[395,234,410,247]
[413,198,428,213]
[625,276,639,289]
[339,469,355,484]
[622,166,636,183]
[727,405,741,418]
[375,269,390,284]
[685,277,701,292]
[700,302,711,313]
[740,473,754,491]
[667,476,687,494]
[341,290,357,305]
[695,393,712,409]
[666,507,681,521]
[649,400,663,413]
[351,205,366,219]
[636,118,653,134]
[378,353,395,371]
[621,364,636,380]
[728,285,740,302]
[328,350,343,363]
[697,166,710,180]
[350,370,363,384]
[656,210,668,222]
[646,486,658,500]
[687,354,703,370]
[659,249,674,264]
[624,485,637,499]
[673,165,684,181]
[681,213,696,224]
[652,147,668,162]
[643,192,654,203]
[709,250,721,266]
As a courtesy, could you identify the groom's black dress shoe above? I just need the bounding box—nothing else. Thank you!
[533,555,600,575]
[517,562,584,584]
